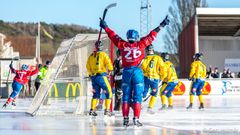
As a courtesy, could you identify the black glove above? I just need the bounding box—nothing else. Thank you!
[9,63,13,68]
[99,18,108,29]
[153,15,170,32]
[160,15,170,27]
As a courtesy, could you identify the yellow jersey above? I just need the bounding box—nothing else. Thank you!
[189,60,206,79]
[162,61,178,83]
[86,51,113,76]
[141,54,166,80]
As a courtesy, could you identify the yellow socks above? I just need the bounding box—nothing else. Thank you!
[91,98,98,110]
[148,96,157,108]
[190,95,194,104]
[168,96,173,106]
[105,99,112,110]
[161,95,167,105]
[198,95,203,103]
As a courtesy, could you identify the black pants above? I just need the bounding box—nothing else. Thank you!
[35,82,41,92]
[114,80,122,111]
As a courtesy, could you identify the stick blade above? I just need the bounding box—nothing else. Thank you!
[105,3,117,10]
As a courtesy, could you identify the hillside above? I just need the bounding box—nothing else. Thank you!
[0,20,98,59]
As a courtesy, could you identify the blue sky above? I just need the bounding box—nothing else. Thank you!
[0,0,240,51]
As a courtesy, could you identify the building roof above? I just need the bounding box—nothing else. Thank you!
[196,8,240,36]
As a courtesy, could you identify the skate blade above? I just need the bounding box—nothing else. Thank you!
[147,111,155,115]
[89,115,97,120]
[133,125,142,129]
[158,108,167,112]
[123,125,129,130]
[11,106,16,110]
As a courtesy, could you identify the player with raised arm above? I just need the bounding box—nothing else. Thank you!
[99,15,169,127]
[2,58,39,109]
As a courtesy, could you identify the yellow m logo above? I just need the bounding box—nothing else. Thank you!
[65,83,82,98]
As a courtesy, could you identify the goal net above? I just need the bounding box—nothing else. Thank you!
[27,34,111,116]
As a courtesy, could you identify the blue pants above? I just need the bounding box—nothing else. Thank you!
[10,81,23,99]
[143,77,159,97]
[91,73,112,99]
[190,79,205,96]
[161,82,178,98]
[122,67,144,104]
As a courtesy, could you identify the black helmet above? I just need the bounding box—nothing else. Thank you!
[146,44,154,51]
[116,49,121,56]
[193,52,203,60]
[46,60,51,65]
[161,52,170,61]
[95,41,103,51]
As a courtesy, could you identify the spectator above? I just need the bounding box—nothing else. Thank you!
[206,66,212,78]
[212,67,220,78]
[237,72,240,78]
[221,69,229,78]
[230,72,235,78]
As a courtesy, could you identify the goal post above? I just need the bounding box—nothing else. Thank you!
[27,34,111,116]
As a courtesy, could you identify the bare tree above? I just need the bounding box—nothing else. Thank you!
[163,0,207,54]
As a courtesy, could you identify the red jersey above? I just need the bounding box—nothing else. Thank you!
[105,27,157,67]
[11,67,39,85]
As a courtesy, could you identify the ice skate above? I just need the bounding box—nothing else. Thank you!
[123,117,129,128]
[167,105,173,110]
[2,103,8,109]
[11,101,16,109]
[133,117,143,127]
[199,103,204,110]
[186,103,193,110]
[104,109,114,117]
[147,107,155,114]
[89,109,97,117]
[96,104,103,111]
[159,104,167,111]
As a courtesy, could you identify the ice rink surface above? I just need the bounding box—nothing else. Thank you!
[1,96,240,135]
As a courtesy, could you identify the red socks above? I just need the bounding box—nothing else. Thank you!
[6,98,13,104]
[133,103,141,119]
[122,103,130,117]
[122,102,141,119]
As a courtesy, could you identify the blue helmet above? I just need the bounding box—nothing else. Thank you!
[126,29,139,42]
[22,64,28,70]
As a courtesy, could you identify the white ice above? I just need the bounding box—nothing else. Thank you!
[1,96,240,135]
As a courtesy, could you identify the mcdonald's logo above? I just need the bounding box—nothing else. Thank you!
[65,83,82,98]
[49,83,58,97]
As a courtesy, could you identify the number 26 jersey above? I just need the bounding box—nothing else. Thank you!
[105,27,158,68]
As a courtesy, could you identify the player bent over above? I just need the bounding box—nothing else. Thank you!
[113,49,123,111]
[187,53,206,110]
[2,58,39,108]
[160,53,178,110]
[141,45,165,114]
[86,41,113,117]
[100,15,169,127]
